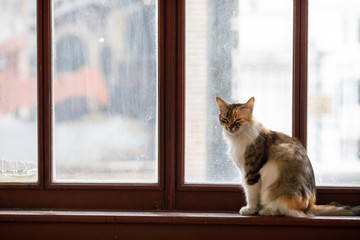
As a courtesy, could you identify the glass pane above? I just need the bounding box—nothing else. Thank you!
[185,0,293,183]
[0,0,38,183]
[308,0,360,186]
[52,0,158,183]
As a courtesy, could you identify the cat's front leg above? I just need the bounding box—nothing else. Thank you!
[240,182,261,216]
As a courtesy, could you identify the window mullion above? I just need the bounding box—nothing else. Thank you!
[41,0,53,188]
[37,0,45,188]
[292,0,308,147]
[163,0,181,210]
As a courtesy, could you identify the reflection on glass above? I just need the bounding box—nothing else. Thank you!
[52,0,158,183]
[308,0,360,186]
[185,0,293,183]
[0,0,38,183]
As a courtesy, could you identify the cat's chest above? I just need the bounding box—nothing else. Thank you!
[228,141,248,170]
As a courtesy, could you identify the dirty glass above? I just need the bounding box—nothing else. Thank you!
[308,0,360,186]
[0,0,38,183]
[185,0,293,183]
[52,0,158,183]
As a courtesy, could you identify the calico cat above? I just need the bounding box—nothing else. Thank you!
[216,96,360,217]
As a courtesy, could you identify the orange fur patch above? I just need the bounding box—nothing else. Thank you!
[282,195,310,211]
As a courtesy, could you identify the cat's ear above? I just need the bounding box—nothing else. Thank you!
[216,97,228,112]
[244,97,255,112]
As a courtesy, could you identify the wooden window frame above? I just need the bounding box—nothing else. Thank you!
[0,0,167,210]
[174,0,360,211]
[0,0,359,212]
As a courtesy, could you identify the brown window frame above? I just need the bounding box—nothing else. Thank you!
[0,0,359,211]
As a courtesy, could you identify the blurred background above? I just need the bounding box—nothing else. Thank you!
[0,0,37,182]
[1,0,360,186]
[0,0,158,183]
[52,0,158,183]
[308,0,360,186]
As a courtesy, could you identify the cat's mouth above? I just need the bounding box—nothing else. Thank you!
[225,128,241,135]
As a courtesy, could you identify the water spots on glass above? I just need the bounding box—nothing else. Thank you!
[185,0,293,184]
[52,0,158,183]
[0,0,38,183]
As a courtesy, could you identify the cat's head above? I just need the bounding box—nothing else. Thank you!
[216,97,255,135]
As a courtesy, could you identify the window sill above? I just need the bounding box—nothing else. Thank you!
[1,210,359,239]
[0,210,359,226]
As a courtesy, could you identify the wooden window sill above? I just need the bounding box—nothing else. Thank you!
[1,210,359,225]
[1,210,359,239]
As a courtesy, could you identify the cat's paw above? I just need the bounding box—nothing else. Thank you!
[258,207,287,216]
[258,208,275,216]
[239,206,257,216]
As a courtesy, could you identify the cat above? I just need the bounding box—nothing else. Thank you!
[216,96,360,217]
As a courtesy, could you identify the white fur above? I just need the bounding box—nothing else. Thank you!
[222,120,264,215]
[223,120,263,174]
[240,182,261,215]
[259,161,279,204]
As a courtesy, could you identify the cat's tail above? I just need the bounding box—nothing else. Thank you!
[308,202,360,216]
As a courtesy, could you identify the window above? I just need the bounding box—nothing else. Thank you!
[185,0,293,184]
[0,0,359,212]
[0,0,162,210]
[0,0,37,183]
[185,0,360,187]
[55,36,86,72]
[52,0,158,183]
[308,0,360,186]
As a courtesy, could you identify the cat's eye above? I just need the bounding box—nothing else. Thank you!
[233,119,243,126]
[220,118,229,123]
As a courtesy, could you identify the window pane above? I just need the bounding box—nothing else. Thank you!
[52,0,158,183]
[0,0,38,183]
[308,0,360,186]
[185,0,293,183]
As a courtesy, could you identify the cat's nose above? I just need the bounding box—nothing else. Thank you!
[227,126,235,133]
